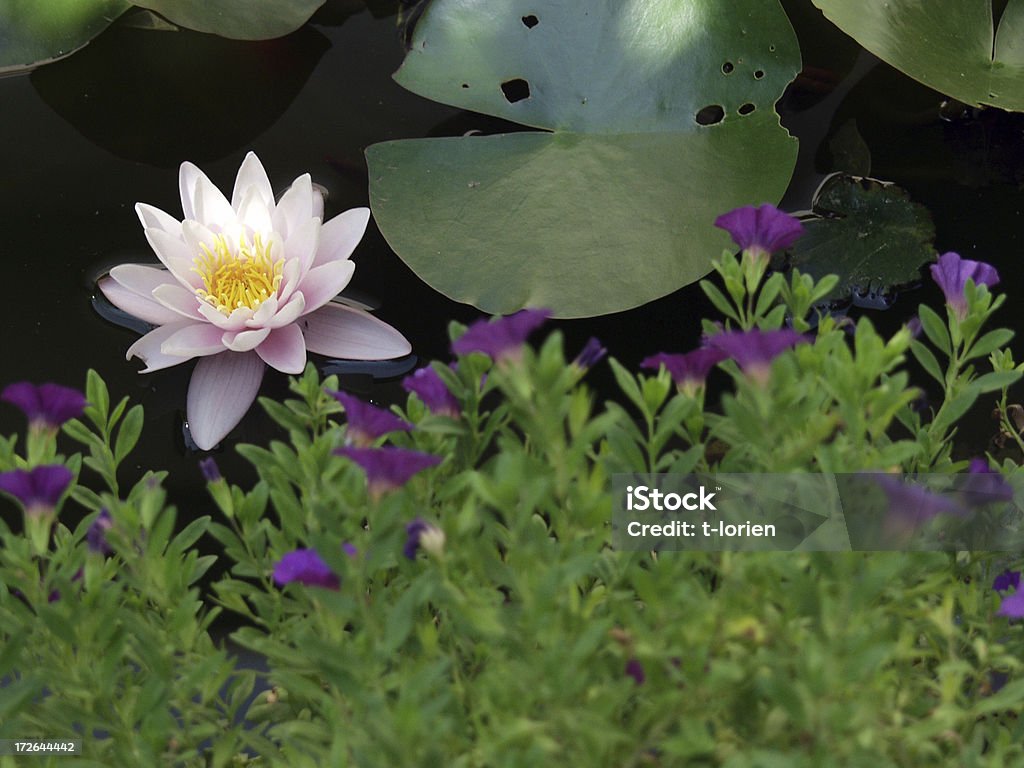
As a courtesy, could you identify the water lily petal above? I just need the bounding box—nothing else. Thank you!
[193,173,236,231]
[286,216,321,277]
[99,275,183,325]
[277,252,302,303]
[197,302,252,331]
[151,283,204,320]
[274,173,313,239]
[296,260,356,314]
[126,322,195,372]
[302,302,411,360]
[231,151,274,210]
[315,208,370,268]
[265,293,306,329]
[256,324,307,374]
[161,323,228,358]
[179,161,206,221]
[146,228,203,290]
[248,295,280,327]
[187,351,264,450]
[223,327,272,352]
[312,186,325,221]
[135,203,182,238]
[236,184,274,235]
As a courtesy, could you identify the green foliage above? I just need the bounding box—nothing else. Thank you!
[367,0,800,317]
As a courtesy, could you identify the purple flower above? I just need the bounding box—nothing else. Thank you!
[993,570,1021,593]
[328,390,412,446]
[199,457,222,483]
[451,308,550,361]
[572,337,607,370]
[403,366,460,418]
[335,446,442,496]
[998,591,1024,619]
[272,549,340,590]
[873,475,967,539]
[706,329,807,381]
[905,316,923,339]
[714,204,803,261]
[960,458,1014,506]
[0,465,73,517]
[342,542,358,558]
[404,517,445,559]
[930,252,1000,319]
[641,349,727,393]
[87,509,113,555]
[625,658,645,686]
[1,382,86,430]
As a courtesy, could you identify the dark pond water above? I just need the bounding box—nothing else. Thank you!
[2,0,1024,524]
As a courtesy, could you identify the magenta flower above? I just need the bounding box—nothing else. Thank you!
[706,329,807,381]
[714,204,803,261]
[451,308,550,361]
[998,591,1024,619]
[0,465,73,517]
[641,349,727,393]
[272,549,340,590]
[342,542,358,558]
[335,446,442,496]
[572,337,607,370]
[625,658,646,686]
[403,366,460,418]
[87,509,114,555]
[993,570,1020,593]
[327,390,412,446]
[404,517,445,559]
[98,152,411,450]
[930,252,1000,319]
[1,382,86,430]
[198,457,222,483]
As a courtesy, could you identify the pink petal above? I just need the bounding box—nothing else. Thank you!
[265,293,305,329]
[151,283,203,320]
[193,173,236,230]
[135,203,182,238]
[179,161,208,222]
[231,152,274,210]
[109,263,178,296]
[146,228,202,290]
[286,216,321,278]
[315,208,370,268]
[126,322,195,372]
[277,256,302,304]
[100,269,183,325]
[223,327,271,352]
[312,186,325,221]
[302,303,411,360]
[187,352,265,450]
[256,324,307,374]
[273,173,313,239]
[236,184,274,235]
[198,302,252,331]
[248,295,280,327]
[295,260,355,314]
[161,323,227,357]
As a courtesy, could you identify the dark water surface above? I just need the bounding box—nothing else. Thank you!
[2,1,1023,519]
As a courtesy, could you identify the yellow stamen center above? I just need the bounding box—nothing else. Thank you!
[192,233,283,315]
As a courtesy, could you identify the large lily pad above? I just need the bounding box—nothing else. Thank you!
[134,0,326,39]
[0,0,130,72]
[789,174,936,304]
[812,0,1024,111]
[367,0,800,318]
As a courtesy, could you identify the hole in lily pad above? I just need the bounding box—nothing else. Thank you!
[769,44,776,51]
[754,69,765,79]
[738,102,756,115]
[462,83,469,88]
[695,104,725,125]
[722,61,734,74]
[522,14,539,28]
[501,78,531,103]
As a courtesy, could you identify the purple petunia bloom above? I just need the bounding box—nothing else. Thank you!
[705,329,807,381]
[641,349,727,393]
[199,457,222,483]
[998,590,1024,619]
[342,542,358,558]
[993,570,1021,593]
[2,382,86,430]
[451,308,550,361]
[572,337,607,371]
[273,549,340,590]
[403,517,445,559]
[714,204,803,261]
[335,446,442,496]
[930,252,1000,319]
[328,390,412,447]
[873,475,967,538]
[960,458,1015,506]
[0,465,73,517]
[403,366,461,418]
[87,509,114,555]
[625,658,646,686]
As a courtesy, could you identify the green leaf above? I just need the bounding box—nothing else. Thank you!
[813,0,1024,111]
[910,341,944,387]
[971,370,1022,393]
[113,404,144,464]
[788,175,936,303]
[367,0,800,317]
[0,0,130,72]
[965,328,1015,361]
[132,0,325,40]
[918,304,952,356]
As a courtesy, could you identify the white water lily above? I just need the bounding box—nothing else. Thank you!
[99,152,411,450]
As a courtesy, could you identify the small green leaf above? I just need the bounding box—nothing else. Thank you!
[965,328,1015,361]
[917,304,952,356]
[133,0,325,40]
[114,404,144,464]
[910,341,945,387]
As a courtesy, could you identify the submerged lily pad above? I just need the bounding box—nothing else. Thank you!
[367,0,800,318]
[788,174,936,304]
[0,0,130,72]
[134,0,325,39]
[812,0,1024,111]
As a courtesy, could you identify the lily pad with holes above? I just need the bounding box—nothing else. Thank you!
[812,0,1024,111]
[367,0,800,318]
[132,0,326,40]
[0,0,130,72]
[788,174,936,304]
